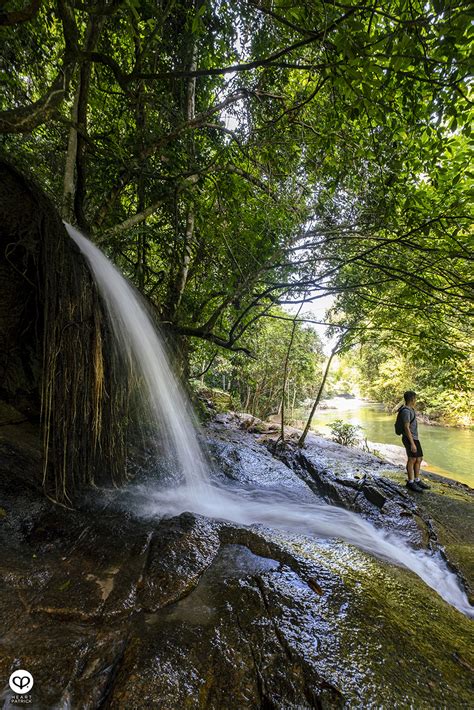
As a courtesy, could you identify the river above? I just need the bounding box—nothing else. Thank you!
[299,397,473,487]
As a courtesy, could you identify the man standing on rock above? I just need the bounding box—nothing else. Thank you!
[398,391,431,492]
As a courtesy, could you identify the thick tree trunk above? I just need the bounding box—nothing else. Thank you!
[166,1,200,320]
[133,23,148,291]
[61,17,104,228]
[75,17,104,231]
[62,78,80,222]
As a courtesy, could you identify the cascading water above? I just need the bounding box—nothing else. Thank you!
[67,224,209,500]
[68,224,473,618]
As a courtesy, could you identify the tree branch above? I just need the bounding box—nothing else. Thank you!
[0,68,73,133]
[97,198,165,242]
[93,90,247,227]
[0,0,41,26]
[0,0,77,134]
[172,324,256,357]
[77,7,357,82]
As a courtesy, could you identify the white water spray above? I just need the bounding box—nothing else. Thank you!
[135,483,474,617]
[68,225,473,618]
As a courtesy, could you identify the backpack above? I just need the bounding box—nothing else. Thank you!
[394,406,415,435]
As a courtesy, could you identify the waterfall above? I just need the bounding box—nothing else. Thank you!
[68,225,473,618]
[67,224,210,499]
[131,484,474,617]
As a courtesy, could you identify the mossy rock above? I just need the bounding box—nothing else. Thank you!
[190,383,233,415]
[381,469,474,599]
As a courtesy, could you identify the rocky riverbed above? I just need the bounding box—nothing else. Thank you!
[0,408,473,709]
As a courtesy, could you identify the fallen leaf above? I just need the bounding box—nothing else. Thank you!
[308,578,323,596]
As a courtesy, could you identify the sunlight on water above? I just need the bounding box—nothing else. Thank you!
[67,225,473,619]
[305,397,474,486]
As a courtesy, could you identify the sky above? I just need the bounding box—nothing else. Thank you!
[285,292,337,355]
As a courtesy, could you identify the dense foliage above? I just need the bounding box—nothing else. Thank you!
[1,0,472,425]
[190,309,324,419]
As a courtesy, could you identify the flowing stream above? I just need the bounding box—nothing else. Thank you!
[68,225,473,619]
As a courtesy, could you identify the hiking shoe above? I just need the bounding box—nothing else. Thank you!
[406,480,424,493]
[414,479,431,490]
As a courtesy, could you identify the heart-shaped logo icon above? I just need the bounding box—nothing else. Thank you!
[9,669,33,695]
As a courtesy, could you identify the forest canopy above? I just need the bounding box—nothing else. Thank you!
[1,0,472,423]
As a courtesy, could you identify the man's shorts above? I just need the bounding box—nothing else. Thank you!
[402,435,423,458]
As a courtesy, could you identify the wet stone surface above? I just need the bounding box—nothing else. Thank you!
[0,409,473,708]
[105,543,344,710]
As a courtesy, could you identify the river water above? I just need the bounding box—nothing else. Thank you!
[303,397,473,487]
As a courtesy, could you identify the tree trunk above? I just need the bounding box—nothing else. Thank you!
[166,1,200,319]
[280,302,303,442]
[298,347,338,447]
[244,386,251,411]
[62,77,80,222]
[172,206,195,313]
[61,17,104,227]
[74,17,105,231]
[134,21,147,290]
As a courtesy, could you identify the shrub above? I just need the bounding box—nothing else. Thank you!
[330,419,362,446]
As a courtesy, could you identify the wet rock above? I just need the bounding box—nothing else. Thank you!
[380,469,474,601]
[102,544,345,710]
[211,413,474,586]
[262,440,428,549]
[361,483,387,509]
[138,513,221,611]
[1,412,473,708]
[206,425,314,499]
[0,617,97,708]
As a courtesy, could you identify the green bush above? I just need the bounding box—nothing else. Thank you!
[330,419,362,446]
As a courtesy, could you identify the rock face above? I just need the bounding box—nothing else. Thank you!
[0,160,134,503]
[1,409,473,709]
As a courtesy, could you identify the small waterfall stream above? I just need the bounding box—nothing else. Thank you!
[67,224,209,500]
[68,224,473,618]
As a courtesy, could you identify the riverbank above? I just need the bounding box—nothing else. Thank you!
[234,411,473,595]
[357,438,460,479]
[1,407,473,708]
[290,397,474,487]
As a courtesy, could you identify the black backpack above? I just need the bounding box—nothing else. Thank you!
[394,406,415,435]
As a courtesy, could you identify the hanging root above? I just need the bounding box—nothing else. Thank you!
[41,215,131,502]
[0,158,131,504]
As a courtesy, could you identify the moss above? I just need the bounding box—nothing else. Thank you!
[189,382,233,416]
[284,536,474,708]
[378,469,474,599]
